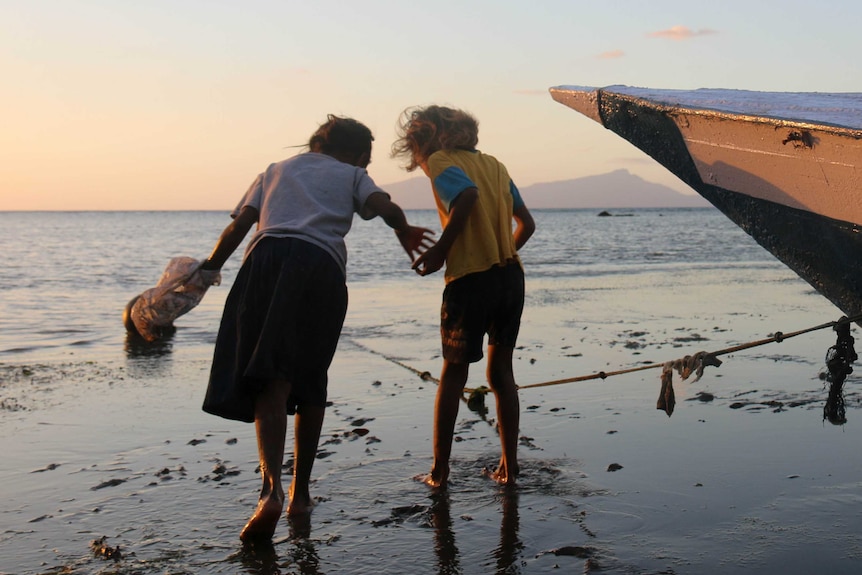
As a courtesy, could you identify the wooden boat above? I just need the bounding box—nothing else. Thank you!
[550,85,862,318]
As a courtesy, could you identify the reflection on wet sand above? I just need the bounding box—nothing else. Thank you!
[492,489,522,575]
[430,489,523,575]
[430,493,460,575]
[124,330,175,359]
[285,514,321,575]
[123,331,175,378]
[233,514,321,575]
[235,540,280,575]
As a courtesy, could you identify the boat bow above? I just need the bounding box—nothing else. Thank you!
[550,85,862,317]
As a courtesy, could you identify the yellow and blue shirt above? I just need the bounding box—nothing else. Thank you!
[427,148,525,283]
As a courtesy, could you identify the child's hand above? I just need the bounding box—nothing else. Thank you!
[411,244,445,276]
[396,226,436,262]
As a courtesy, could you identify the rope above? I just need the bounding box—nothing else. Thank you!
[349,313,862,396]
[823,319,858,425]
[519,313,862,391]
[346,338,496,422]
[347,339,440,385]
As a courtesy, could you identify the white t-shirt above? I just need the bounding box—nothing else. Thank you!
[231,152,384,277]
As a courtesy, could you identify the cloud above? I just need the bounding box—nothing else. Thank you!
[647,26,717,41]
[513,89,549,96]
[597,50,625,60]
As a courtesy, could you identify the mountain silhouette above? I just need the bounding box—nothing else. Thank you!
[381,169,709,210]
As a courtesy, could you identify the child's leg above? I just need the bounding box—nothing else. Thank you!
[240,379,290,541]
[425,359,469,489]
[287,403,325,515]
[486,344,520,485]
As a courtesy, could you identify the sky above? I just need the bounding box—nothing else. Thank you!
[2,0,860,211]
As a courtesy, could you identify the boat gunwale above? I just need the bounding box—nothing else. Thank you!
[550,86,862,137]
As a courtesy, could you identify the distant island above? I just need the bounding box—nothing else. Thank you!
[381,169,710,210]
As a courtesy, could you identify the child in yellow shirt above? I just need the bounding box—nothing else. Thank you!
[392,106,535,488]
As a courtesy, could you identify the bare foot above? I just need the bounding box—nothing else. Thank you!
[240,496,284,541]
[287,512,312,539]
[286,485,315,516]
[413,472,447,491]
[483,462,519,486]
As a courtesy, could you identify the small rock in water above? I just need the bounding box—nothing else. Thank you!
[552,545,592,558]
[90,536,122,561]
[392,504,427,517]
[607,463,623,472]
[91,478,126,490]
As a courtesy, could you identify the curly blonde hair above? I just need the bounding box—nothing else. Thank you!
[391,106,479,172]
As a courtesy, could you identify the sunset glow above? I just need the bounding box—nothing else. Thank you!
[1,0,859,210]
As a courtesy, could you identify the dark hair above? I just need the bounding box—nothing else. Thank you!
[391,106,479,171]
[308,115,374,161]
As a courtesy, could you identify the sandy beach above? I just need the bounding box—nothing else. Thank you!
[2,271,861,574]
[2,209,861,574]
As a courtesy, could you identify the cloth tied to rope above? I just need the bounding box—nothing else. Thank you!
[657,351,723,416]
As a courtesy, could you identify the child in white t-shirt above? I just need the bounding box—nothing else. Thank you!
[201,115,433,541]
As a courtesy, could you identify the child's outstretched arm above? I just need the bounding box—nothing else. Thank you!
[364,191,435,262]
[411,186,478,276]
[513,204,535,250]
[200,205,259,270]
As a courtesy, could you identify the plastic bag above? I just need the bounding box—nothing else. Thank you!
[123,257,221,342]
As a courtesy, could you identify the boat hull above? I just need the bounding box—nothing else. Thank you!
[551,86,862,318]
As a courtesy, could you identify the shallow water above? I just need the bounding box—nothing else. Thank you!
[1,209,860,574]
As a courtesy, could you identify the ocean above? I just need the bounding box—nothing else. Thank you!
[1,208,860,574]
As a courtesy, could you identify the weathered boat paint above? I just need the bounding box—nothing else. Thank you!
[551,85,862,317]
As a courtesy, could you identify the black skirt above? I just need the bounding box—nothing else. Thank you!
[202,237,348,422]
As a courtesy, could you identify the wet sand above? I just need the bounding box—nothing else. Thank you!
[2,268,862,574]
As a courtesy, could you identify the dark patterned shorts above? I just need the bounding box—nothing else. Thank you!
[440,263,525,364]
